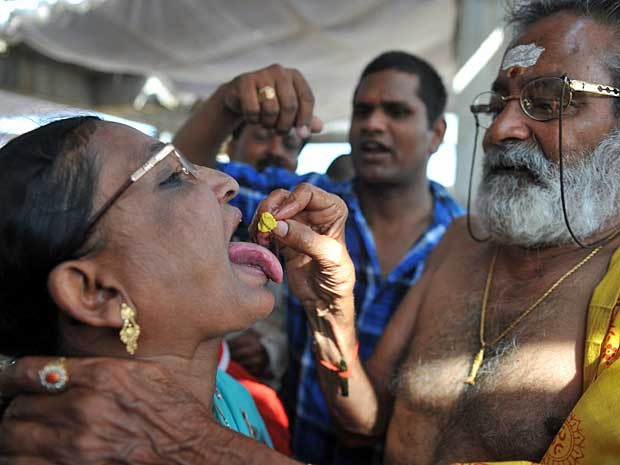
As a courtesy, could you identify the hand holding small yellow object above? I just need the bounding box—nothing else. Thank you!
[257,211,278,233]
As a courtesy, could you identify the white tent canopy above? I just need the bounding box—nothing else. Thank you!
[1,0,458,125]
[0,88,155,145]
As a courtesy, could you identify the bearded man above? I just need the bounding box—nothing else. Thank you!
[2,1,620,465]
[313,1,620,464]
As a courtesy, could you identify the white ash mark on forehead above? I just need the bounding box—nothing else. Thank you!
[502,43,546,71]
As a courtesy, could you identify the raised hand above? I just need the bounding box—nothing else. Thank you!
[221,64,323,137]
[174,64,323,167]
[250,183,357,365]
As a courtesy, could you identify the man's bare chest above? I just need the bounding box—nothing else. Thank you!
[386,276,591,465]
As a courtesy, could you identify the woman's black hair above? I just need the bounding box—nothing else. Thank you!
[0,116,102,356]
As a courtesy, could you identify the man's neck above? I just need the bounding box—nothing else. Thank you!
[493,232,620,283]
[354,177,433,227]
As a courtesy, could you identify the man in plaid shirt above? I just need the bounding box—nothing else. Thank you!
[175,51,463,464]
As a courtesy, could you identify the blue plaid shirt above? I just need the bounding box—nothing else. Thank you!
[218,161,464,465]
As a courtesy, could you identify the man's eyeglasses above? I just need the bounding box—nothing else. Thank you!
[85,144,198,235]
[470,75,620,128]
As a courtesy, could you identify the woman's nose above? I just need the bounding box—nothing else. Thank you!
[205,168,239,202]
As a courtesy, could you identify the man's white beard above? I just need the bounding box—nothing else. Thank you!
[475,130,620,248]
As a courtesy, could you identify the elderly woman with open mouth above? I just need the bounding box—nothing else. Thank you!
[0,65,356,463]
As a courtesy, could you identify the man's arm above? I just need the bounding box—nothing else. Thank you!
[313,270,432,443]
[173,85,236,168]
[247,183,422,442]
[173,64,321,167]
[0,357,301,465]
[312,221,456,444]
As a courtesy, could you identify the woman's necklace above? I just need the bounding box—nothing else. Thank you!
[212,387,232,428]
[465,244,604,385]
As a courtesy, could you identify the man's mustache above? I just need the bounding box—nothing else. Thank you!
[483,141,552,184]
[256,154,280,171]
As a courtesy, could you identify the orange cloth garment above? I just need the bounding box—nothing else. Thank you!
[218,341,292,455]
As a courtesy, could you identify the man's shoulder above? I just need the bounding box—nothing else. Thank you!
[442,216,469,238]
[424,217,480,271]
[433,216,469,248]
[429,181,464,213]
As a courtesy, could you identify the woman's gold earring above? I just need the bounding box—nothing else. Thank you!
[120,303,140,355]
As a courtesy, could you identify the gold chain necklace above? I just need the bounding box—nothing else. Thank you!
[464,244,604,385]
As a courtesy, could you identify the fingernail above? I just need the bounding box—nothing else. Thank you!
[273,221,288,237]
[297,126,310,139]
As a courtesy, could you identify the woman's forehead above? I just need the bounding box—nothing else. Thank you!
[93,122,157,167]
[90,122,161,197]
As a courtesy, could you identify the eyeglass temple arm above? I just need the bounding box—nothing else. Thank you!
[569,79,620,98]
[470,94,518,115]
[85,144,176,235]
[470,104,489,114]
[84,177,133,235]
[131,144,176,182]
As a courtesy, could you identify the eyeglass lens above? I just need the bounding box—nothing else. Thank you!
[471,77,571,128]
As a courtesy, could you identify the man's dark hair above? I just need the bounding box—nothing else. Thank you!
[0,116,101,356]
[507,0,620,115]
[356,50,447,126]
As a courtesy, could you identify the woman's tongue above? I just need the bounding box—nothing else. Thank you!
[228,242,283,283]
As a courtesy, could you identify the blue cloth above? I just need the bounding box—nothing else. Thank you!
[218,161,464,464]
[214,369,273,447]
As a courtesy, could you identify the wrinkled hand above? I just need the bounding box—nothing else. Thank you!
[251,183,356,362]
[229,329,270,378]
[221,64,323,138]
[0,357,239,464]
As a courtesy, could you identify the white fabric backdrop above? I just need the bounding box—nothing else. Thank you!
[3,0,457,124]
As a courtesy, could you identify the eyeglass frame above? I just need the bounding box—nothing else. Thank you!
[470,75,620,126]
[84,143,199,236]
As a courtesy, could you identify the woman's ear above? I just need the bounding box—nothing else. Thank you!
[48,260,125,329]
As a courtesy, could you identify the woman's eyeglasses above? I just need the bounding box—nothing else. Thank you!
[470,76,620,128]
[84,144,198,235]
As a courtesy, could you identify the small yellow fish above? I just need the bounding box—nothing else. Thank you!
[257,211,278,233]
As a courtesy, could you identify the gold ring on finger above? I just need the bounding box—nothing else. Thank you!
[258,85,276,103]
